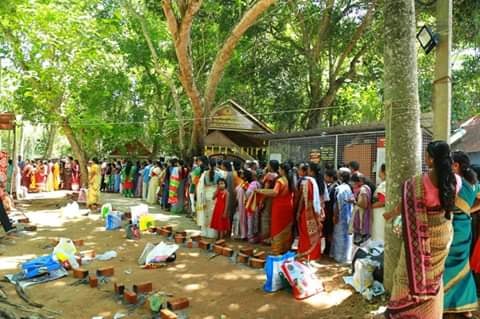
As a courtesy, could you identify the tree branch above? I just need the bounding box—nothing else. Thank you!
[313,0,335,58]
[332,0,376,78]
[162,0,179,40]
[203,0,276,113]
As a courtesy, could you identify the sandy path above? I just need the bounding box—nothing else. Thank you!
[0,191,386,319]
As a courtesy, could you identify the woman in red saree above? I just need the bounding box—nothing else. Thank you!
[257,163,294,255]
[35,161,46,192]
[297,163,326,261]
[71,160,80,191]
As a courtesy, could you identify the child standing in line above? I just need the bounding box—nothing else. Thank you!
[210,178,230,239]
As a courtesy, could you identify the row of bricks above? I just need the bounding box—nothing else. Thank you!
[49,238,86,247]
[73,266,115,280]
[158,228,269,269]
[115,282,189,311]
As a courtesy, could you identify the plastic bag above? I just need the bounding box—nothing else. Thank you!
[101,203,112,219]
[52,238,79,269]
[139,215,155,232]
[131,204,148,225]
[21,255,62,279]
[145,242,179,264]
[126,223,141,240]
[78,188,87,203]
[281,260,324,300]
[352,258,379,293]
[95,250,117,261]
[62,202,81,219]
[105,212,122,230]
[263,251,296,293]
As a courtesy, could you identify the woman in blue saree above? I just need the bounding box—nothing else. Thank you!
[443,151,480,317]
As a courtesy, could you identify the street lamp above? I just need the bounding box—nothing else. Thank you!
[416,25,439,54]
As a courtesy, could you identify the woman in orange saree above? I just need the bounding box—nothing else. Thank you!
[256,163,294,255]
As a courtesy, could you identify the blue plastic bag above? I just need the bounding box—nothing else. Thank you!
[105,212,122,230]
[263,251,296,292]
[21,255,62,279]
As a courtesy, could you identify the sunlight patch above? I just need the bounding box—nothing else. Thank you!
[303,289,352,308]
[0,254,37,270]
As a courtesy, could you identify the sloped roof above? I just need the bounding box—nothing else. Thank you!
[452,115,480,153]
[208,99,273,134]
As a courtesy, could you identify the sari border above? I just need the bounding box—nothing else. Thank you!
[444,260,471,292]
[444,301,478,313]
[401,175,437,297]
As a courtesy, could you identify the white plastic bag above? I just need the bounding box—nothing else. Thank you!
[145,242,179,264]
[62,202,81,219]
[52,238,79,269]
[131,204,149,225]
[352,258,379,293]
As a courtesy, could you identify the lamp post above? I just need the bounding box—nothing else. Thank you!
[432,0,452,141]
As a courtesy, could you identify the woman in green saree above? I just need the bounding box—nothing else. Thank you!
[443,151,480,318]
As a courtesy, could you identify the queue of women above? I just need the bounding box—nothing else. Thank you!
[15,140,480,318]
[185,143,480,319]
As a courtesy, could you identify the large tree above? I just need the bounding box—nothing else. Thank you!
[161,0,276,155]
[383,0,423,292]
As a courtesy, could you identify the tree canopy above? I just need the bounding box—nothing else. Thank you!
[0,0,478,159]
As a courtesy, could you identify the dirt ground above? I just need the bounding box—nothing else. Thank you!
[0,191,469,319]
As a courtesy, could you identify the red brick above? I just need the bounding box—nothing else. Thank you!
[73,268,88,279]
[250,258,266,269]
[148,226,157,233]
[163,225,173,232]
[17,217,30,223]
[215,239,226,246]
[133,281,153,294]
[222,247,233,257]
[160,309,177,319]
[186,241,193,248]
[89,275,98,288]
[175,231,187,237]
[240,247,254,256]
[123,211,132,220]
[124,290,137,304]
[167,297,189,311]
[198,240,210,250]
[75,255,82,266]
[237,253,249,264]
[113,282,125,295]
[157,228,172,237]
[24,225,37,232]
[253,251,266,260]
[213,244,224,255]
[73,239,84,247]
[96,266,114,277]
[174,235,186,244]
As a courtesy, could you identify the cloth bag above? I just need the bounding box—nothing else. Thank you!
[280,260,324,300]
[263,251,296,292]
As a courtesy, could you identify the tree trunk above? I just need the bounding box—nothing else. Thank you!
[383,0,422,293]
[43,124,56,159]
[62,120,89,188]
[163,0,276,156]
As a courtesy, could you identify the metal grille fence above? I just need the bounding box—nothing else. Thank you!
[268,130,432,181]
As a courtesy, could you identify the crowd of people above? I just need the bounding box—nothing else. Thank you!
[17,157,81,193]
[3,140,480,318]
